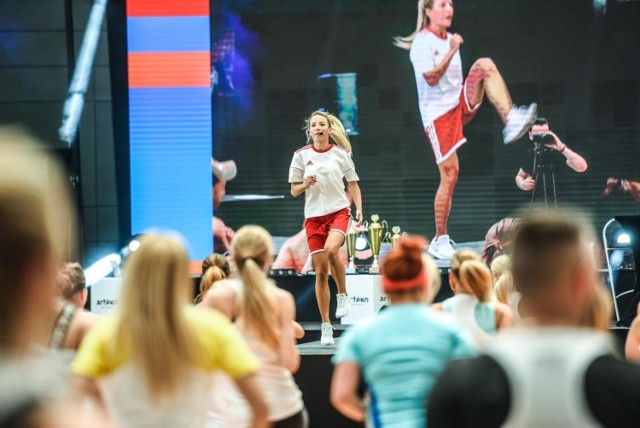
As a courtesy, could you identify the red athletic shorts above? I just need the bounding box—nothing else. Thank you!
[425,85,481,165]
[304,208,351,254]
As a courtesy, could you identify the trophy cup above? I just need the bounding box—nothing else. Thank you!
[345,222,357,274]
[390,226,407,249]
[368,214,388,274]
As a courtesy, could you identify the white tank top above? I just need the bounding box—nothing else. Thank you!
[222,279,304,426]
[442,294,496,349]
[101,365,213,428]
[487,328,613,428]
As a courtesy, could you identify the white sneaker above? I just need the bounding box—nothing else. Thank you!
[212,160,237,182]
[502,103,538,144]
[428,235,455,259]
[320,323,335,346]
[335,293,351,318]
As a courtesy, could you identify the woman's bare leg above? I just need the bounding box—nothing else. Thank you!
[435,154,459,238]
[465,58,512,124]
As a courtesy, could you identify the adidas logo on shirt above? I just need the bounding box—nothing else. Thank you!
[306,160,314,166]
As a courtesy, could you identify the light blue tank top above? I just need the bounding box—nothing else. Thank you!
[443,294,497,336]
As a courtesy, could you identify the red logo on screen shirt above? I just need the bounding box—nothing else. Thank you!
[434,50,440,56]
[306,160,314,166]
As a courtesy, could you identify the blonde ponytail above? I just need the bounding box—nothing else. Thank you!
[237,258,279,349]
[232,225,280,350]
[393,0,432,50]
[459,260,493,302]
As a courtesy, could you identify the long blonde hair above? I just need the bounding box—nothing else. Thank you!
[304,111,353,152]
[113,234,202,400]
[232,225,280,349]
[493,270,514,305]
[393,0,434,50]
[0,127,75,351]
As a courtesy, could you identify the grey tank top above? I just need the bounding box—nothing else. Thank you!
[487,328,614,428]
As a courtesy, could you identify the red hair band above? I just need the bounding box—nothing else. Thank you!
[382,267,428,292]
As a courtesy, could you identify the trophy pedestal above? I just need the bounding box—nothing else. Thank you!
[368,265,380,274]
[345,266,357,274]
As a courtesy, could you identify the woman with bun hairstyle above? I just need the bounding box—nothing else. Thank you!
[194,253,230,304]
[434,249,514,345]
[330,236,474,427]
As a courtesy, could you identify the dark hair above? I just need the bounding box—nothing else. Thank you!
[532,117,548,127]
[56,262,86,299]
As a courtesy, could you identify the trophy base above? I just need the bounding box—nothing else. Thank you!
[368,266,380,274]
[345,266,357,275]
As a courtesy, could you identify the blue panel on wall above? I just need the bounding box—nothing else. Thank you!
[129,87,212,259]
[127,16,211,53]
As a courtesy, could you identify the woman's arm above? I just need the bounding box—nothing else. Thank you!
[494,302,515,330]
[330,362,365,422]
[423,34,463,86]
[233,375,269,428]
[290,175,317,197]
[277,291,301,373]
[347,181,363,226]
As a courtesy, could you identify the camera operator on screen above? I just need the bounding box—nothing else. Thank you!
[515,117,587,196]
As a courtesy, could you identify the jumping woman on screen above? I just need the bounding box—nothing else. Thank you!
[394,0,537,259]
[289,111,363,346]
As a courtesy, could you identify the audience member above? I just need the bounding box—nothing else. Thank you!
[428,212,640,427]
[50,263,98,351]
[195,253,229,304]
[203,225,306,427]
[0,127,105,427]
[331,236,474,426]
[434,249,514,345]
[71,233,268,427]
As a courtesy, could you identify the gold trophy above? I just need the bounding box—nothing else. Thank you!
[368,214,388,274]
[390,226,407,249]
[345,222,357,274]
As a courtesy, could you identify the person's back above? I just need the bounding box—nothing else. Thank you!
[428,212,640,427]
[72,234,268,427]
[203,225,305,427]
[442,293,497,336]
[343,303,473,427]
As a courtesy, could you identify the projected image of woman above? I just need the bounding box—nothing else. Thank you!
[289,111,363,346]
[394,0,537,259]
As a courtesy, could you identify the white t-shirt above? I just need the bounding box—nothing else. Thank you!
[410,29,463,126]
[289,144,359,218]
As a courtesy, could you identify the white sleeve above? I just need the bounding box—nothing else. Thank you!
[342,153,359,182]
[409,34,436,75]
[288,152,304,183]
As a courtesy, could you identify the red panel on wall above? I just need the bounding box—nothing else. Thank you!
[127,0,208,17]
[128,52,211,87]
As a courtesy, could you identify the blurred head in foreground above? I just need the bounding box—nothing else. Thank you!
[0,127,75,353]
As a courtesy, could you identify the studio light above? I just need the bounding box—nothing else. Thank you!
[84,253,122,287]
[617,233,631,245]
